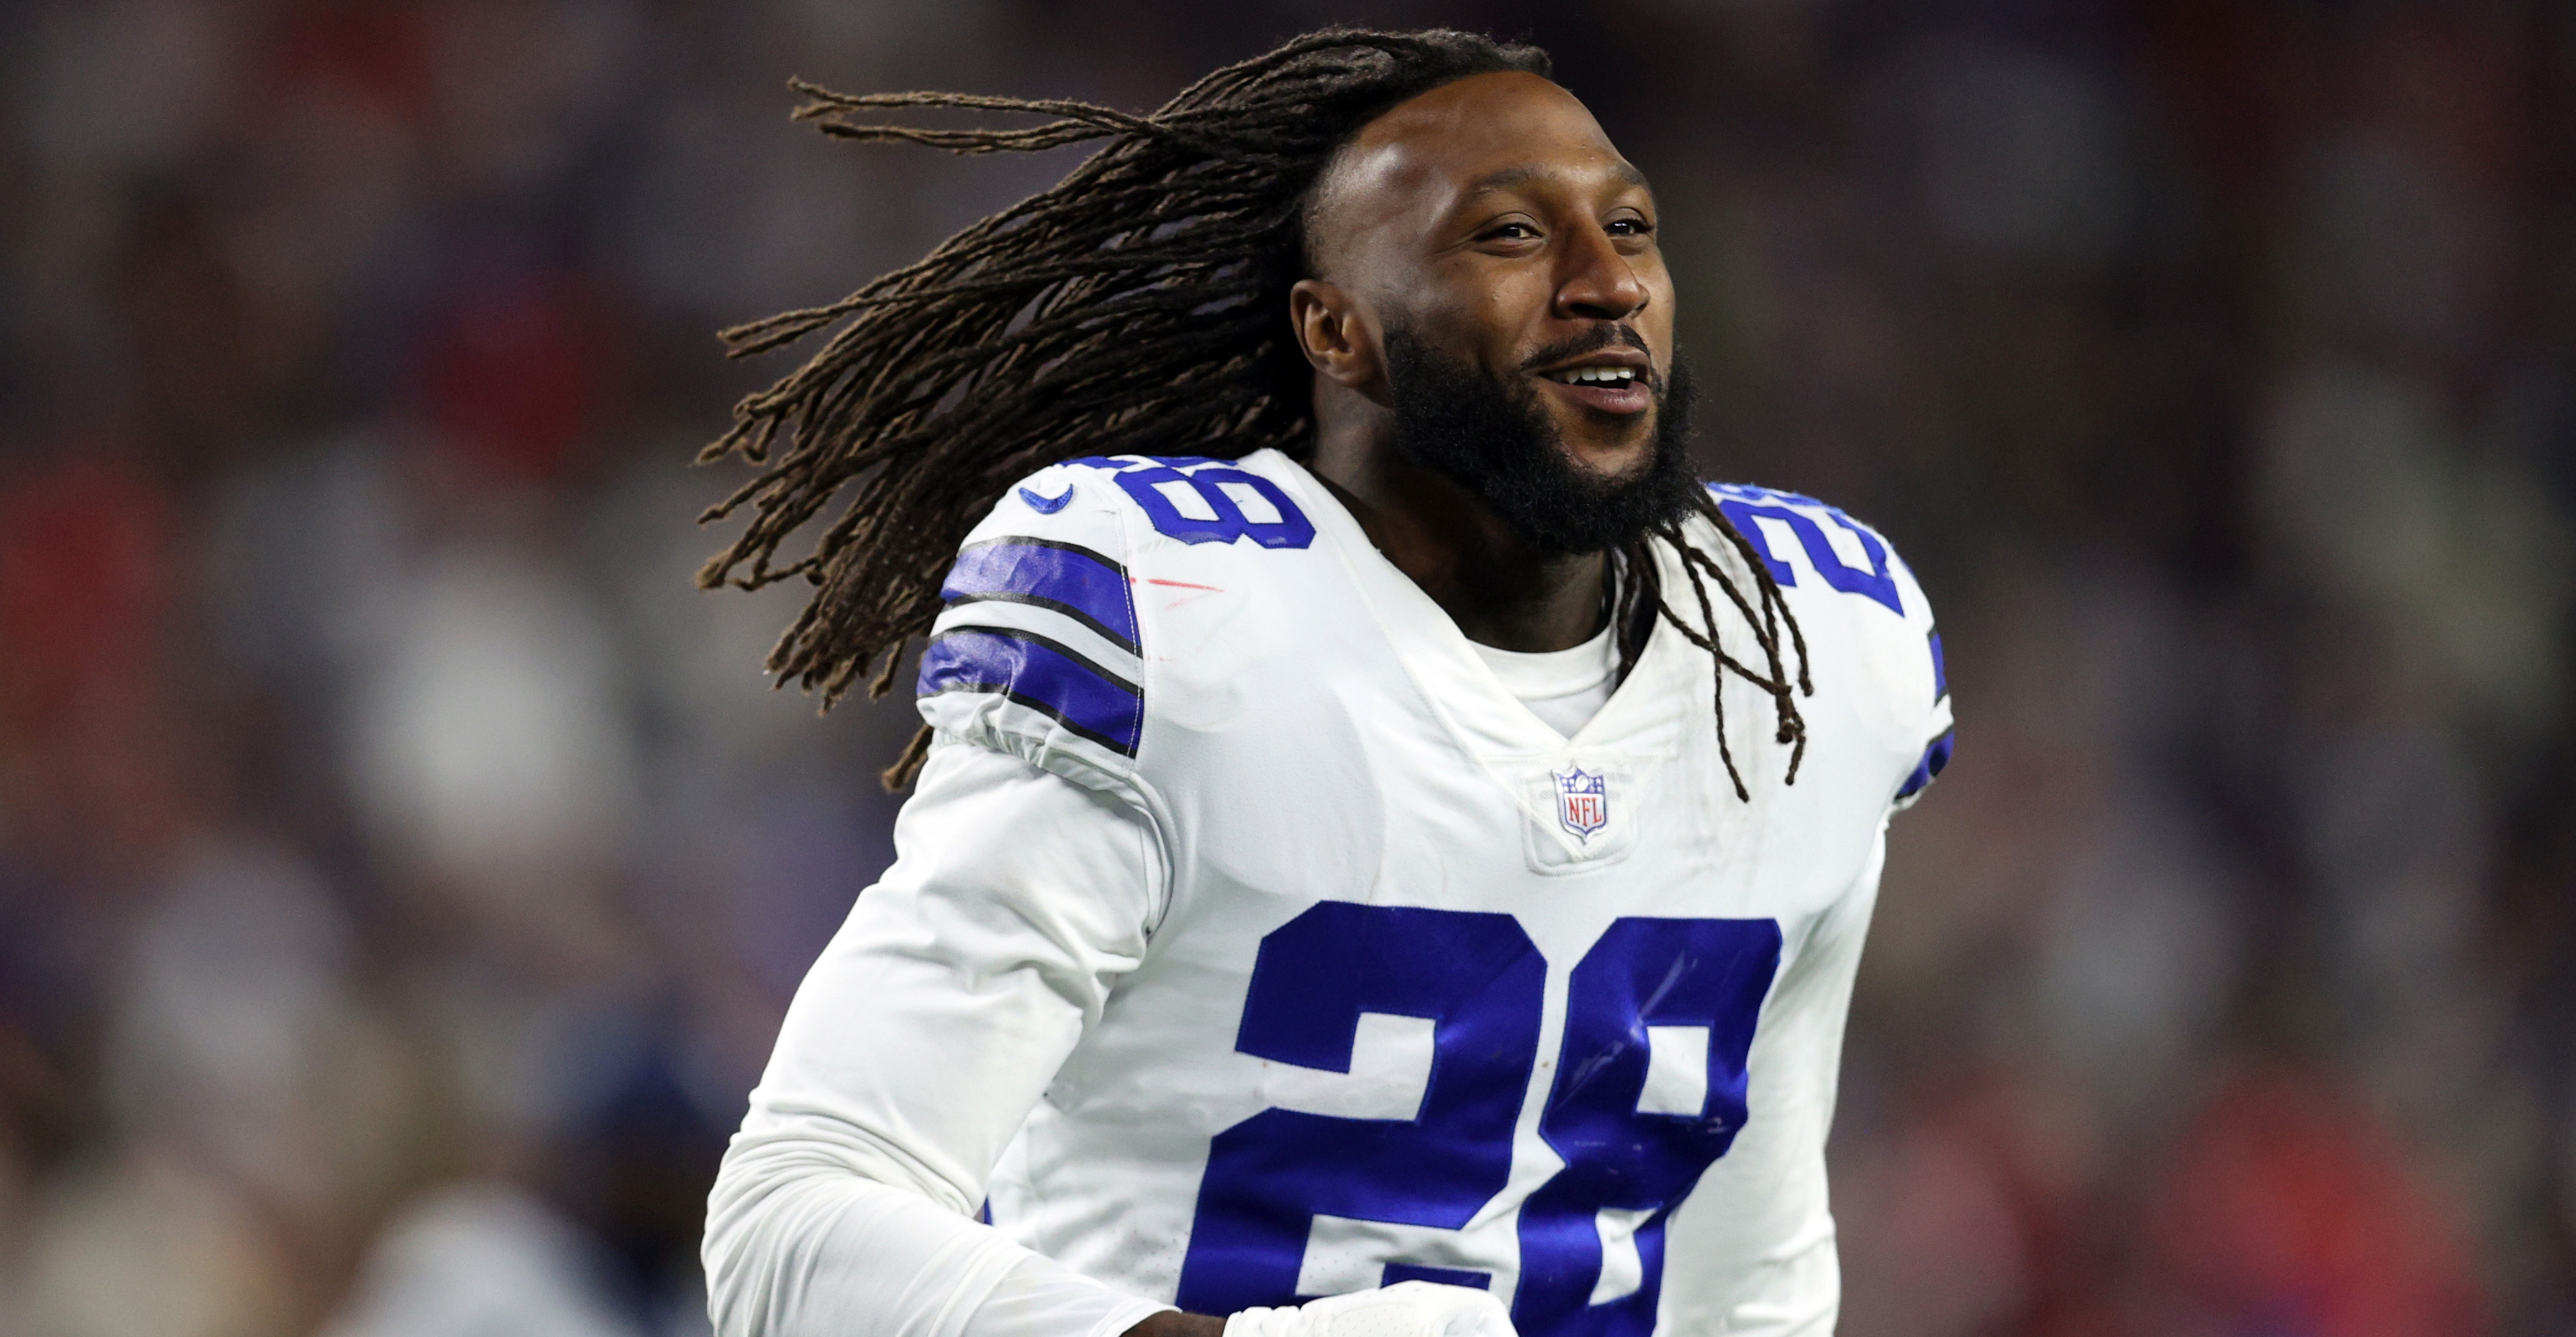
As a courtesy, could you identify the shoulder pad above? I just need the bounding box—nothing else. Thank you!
[912,452,1321,793]
[1702,481,1953,807]
[914,461,1150,793]
[1703,482,1910,619]
[1058,454,1316,550]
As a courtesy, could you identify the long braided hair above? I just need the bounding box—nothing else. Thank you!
[697,27,1810,794]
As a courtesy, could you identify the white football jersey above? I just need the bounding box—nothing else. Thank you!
[710,447,1951,1337]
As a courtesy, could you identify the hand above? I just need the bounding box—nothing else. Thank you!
[1223,1282,1517,1337]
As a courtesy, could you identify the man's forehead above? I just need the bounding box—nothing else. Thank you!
[1311,71,1643,253]
[1349,71,1616,157]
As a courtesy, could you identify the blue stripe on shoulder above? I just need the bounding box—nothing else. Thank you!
[1896,729,1954,800]
[917,626,1143,756]
[941,538,1138,654]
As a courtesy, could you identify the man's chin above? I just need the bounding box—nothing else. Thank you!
[1382,325,1700,553]
[1549,423,1663,487]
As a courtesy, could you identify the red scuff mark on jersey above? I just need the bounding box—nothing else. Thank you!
[1138,578,1223,591]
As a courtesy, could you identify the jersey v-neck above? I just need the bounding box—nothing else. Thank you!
[1267,451,1680,754]
[1469,616,1620,737]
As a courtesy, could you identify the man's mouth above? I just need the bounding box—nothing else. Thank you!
[1541,364,1643,387]
[1535,358,1653,415]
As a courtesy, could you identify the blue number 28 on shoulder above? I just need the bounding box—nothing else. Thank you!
[1175,904,1783,1335]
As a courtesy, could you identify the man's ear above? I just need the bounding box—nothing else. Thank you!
[1289,278,1381,391]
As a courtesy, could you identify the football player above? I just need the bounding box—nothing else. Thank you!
[696,28,1952,1337]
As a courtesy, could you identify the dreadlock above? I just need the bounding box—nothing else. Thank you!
[697,26,1811,794]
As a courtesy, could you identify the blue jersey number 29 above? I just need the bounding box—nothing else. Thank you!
[1174,904,1783,1336]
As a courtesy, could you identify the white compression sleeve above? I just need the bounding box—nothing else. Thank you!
[974,1258,1174,1337]
[703,740,1176,1337]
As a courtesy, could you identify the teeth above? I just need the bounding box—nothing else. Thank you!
[1551,366,1639,385]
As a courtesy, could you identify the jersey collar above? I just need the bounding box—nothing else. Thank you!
[1257,451,1697,764]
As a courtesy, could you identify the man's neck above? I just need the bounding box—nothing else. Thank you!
[1308,399,1607,653]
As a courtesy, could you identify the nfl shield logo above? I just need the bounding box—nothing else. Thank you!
[1553,767,1609,842]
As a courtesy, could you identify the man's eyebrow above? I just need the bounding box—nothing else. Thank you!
[1465,161,1651,196]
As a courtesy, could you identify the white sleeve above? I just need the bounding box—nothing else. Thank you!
[702,739,1177,1337]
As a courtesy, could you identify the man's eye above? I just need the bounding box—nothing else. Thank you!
[1608,217,1654,236]
[1486,222,1540,241]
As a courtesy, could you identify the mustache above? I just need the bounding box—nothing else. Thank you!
[1517,325,1658,388]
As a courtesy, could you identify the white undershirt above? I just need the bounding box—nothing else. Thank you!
[1469,614,1621,737]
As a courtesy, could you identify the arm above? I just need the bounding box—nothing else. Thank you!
[702,738,1177,1337]
[702,737,1521,1337]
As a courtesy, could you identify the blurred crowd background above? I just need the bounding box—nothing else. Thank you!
[1,1,2570,1335]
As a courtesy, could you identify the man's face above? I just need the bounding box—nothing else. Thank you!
[1303,71,1682,495]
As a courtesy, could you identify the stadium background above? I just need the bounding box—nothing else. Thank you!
[1,1,2570,1335]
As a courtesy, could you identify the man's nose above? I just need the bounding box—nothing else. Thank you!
[1553,223,1648,321]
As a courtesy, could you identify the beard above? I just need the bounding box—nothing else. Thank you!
[1381,324,1700,555]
